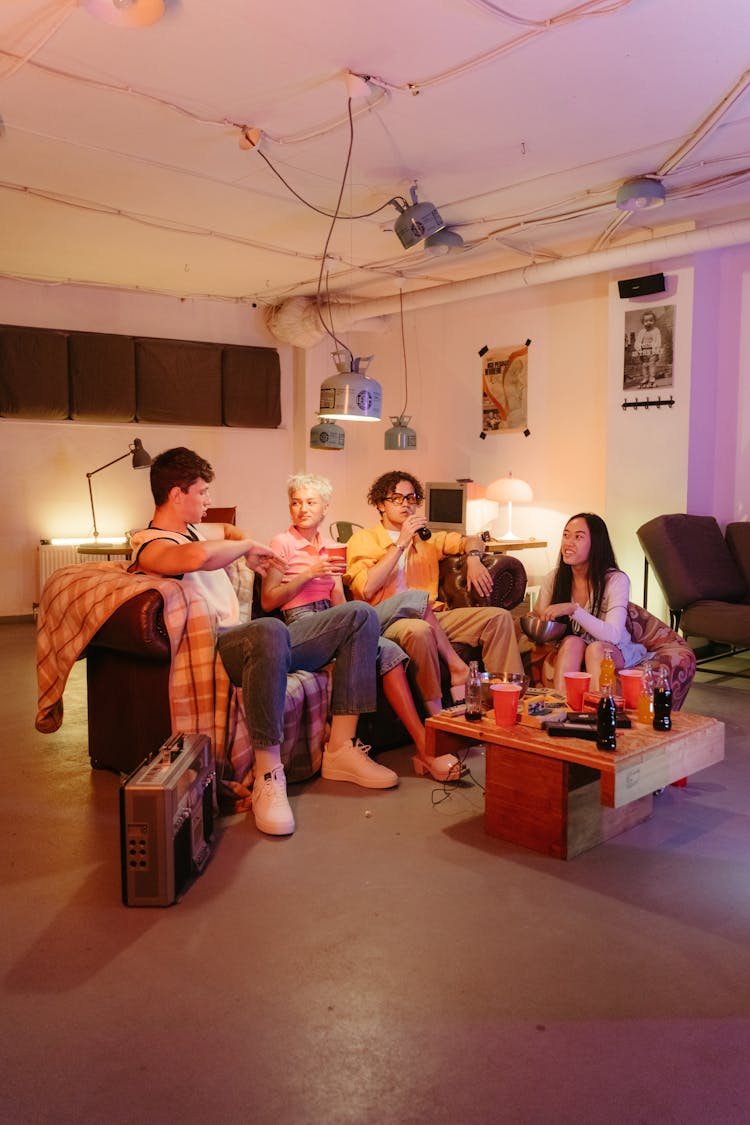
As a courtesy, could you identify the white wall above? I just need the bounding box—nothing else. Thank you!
[606,268,694,622]
[0,280,297,616]
[301,273,616,591]
[5,239,750,619]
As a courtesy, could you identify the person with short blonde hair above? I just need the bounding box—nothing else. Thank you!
[263,473,466,782]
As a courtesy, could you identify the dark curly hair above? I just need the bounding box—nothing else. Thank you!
[150,447,214,506]
[367,470,424,508]
[550,512,619,619]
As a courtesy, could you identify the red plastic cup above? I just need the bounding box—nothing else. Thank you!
[618,669,642,710]
[491,682,521,727]
[563,671,591,711]
[325,545,347,572]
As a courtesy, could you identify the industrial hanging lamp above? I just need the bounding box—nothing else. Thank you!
[309,417,346,450]
[384,286,418,450]
[390,185,446,250]
[319,352,381,422]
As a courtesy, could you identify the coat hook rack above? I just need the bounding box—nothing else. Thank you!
[622,395,675,411]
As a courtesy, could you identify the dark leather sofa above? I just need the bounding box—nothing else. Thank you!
[85,551,527,772]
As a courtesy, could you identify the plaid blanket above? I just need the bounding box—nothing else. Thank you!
[36,563,329,811]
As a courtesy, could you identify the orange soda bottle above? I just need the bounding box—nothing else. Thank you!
[599,647,615,693]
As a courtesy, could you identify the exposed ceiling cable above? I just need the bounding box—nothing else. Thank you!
[0,1,76,82]
[466,0,633,27]
[313,97,356,364]
[0,0,632,144]
[0,179,324,262]
[593,65,750,252]
[373,0,634,93]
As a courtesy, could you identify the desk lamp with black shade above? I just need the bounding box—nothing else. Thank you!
[86,437,151,541]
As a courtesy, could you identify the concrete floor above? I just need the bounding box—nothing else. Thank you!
[4,619,750,1125]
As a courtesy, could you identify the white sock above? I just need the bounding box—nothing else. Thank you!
[254,746,282,779]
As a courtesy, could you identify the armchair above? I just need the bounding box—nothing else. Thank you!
[637,514,750,653]
[526,601,696,711]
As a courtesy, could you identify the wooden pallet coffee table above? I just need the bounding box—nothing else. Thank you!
[424,709,725,859]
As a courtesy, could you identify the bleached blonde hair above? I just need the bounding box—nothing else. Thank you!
[287,473,333,505]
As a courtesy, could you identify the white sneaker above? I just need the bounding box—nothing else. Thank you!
[321,738,398,789]
[252,766,295,835]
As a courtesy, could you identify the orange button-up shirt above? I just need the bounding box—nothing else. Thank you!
[344,522,464,610]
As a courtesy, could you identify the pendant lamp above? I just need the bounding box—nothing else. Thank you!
[82,0,165,28]
[319,353,382,422]
[309,418,345,450]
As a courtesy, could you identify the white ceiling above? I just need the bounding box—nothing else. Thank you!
[2,0,750,313]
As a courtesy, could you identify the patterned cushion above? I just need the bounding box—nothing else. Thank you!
[625,602,696,711]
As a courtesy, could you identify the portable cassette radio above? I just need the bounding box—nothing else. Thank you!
[120,732,215,907]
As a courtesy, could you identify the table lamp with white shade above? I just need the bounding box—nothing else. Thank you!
[485,473,533,541]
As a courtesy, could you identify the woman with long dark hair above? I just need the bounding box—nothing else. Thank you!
[534,513,647,691]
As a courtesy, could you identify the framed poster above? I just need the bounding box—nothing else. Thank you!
[481,344,528,433]
[623,305,675,391]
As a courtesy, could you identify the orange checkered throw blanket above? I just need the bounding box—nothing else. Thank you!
[36,563,329,812]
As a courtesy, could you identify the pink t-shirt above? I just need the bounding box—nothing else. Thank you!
[268,525,341,611]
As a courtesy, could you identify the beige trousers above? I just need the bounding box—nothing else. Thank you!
[383,606,522,704]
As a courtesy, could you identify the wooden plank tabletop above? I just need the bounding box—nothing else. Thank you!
[425,710,725,807]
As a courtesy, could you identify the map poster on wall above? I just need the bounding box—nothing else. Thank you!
[623,304,675,391]
[481,344,528,434]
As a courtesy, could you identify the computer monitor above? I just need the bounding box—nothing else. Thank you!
[424,481,467,535]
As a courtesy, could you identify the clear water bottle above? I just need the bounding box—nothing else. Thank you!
[653,666,672,731]
[465,660,483,721]
[637,662,655,723]
[596,681,617,752]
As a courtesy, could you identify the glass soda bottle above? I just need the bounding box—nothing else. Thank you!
[653,666,673,731]
[637,663,654,723]
[596,681,617,752]
[599,647,615,693]
[465,660,483,721]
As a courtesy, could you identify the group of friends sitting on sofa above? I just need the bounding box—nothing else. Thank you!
[128,445,654,839]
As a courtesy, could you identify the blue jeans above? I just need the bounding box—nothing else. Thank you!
[217,602,380,747]
[284,599,411,677]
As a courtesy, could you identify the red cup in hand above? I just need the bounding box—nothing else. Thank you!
[325,545,347,573]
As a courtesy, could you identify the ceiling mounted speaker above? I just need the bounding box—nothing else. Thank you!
[82,0,166,28]
[615,177,666,211]
[617,273,666,299]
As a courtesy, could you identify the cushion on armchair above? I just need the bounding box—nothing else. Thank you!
[438,551,527,610]
[625,602,696,711]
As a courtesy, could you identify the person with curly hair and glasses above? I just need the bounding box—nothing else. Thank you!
[345,471,523,741]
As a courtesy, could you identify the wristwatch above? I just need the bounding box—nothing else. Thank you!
[466,548,482,557]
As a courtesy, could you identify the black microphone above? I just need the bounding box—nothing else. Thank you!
[416,526,432,541]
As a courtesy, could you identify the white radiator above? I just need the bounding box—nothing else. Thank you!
[37,544,83,596]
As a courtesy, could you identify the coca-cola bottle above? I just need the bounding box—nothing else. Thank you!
[652,666,673,731]
[596,681,617,752]
[465,661,483,721]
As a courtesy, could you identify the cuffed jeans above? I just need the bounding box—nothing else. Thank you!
[217,601,380,748]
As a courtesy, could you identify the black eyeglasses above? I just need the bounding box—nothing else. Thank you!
[385,493,420,506]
